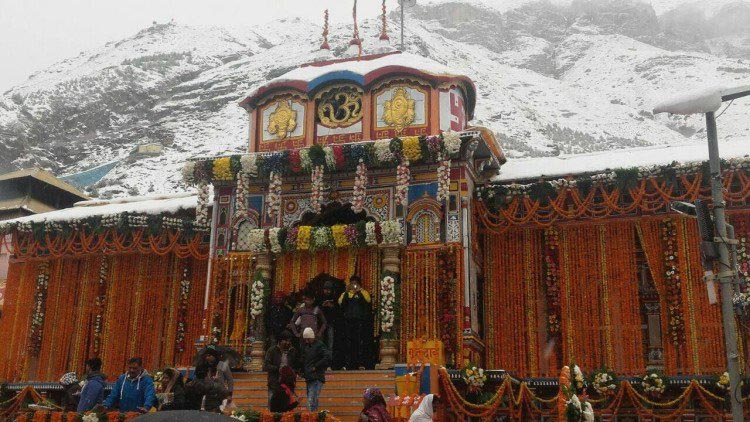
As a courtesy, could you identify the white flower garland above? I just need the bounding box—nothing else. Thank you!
[374,139,394,162]
[250,277,265,319]
[443,131,462,156]
[248,229,266,253]
[592,371,617,395]
[463,366,487,390]
[311,165,325,214]
[234,172,248,222]
[641,372,666,396]
[240,154,257,176]
[196,182,209,227]
[300,148,312,172]
[437,158,451,202]
[380,219,404,244]
[395,160,410,206]
[365,221,378,246]
[181,161,195,184]
[175,265,191,353]
[380,275,396,333]
[352,159,367,213]
[82,414,100,422]
[266,172,282,219]
[269,228,282,254]
[324,146,336,170]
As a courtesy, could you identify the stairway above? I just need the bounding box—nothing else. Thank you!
[233,370,396,420]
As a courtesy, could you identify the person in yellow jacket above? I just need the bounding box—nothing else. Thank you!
[338,276,373,370]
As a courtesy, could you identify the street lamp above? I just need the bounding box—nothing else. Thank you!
[655,84,750,421]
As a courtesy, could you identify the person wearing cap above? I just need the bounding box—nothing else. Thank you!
[318,279,343,368]
[59,371,81,411]
[201,345,234,404]
[300,327,331,411]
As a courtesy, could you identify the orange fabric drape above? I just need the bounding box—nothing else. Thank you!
[273,248,379,294]
[0,252,207,381]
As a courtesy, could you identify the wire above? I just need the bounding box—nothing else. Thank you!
[715,99,735,120]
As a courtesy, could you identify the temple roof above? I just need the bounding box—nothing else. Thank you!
[493,138,750,183]
[4,193,197,224]
[239,51,477,118]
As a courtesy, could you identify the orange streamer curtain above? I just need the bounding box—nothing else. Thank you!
[273,248,380,294]
[401,245,463,361]
[0,253,207,381]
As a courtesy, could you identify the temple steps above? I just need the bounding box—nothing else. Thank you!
[232,370,395,419]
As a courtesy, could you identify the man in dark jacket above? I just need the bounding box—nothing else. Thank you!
[266,292,294,346]
[77,357,106,412]
[318,280,343,369]
[263,330,299,408]
[300,327,331,411]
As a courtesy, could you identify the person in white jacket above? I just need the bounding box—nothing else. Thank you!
[409,394,437,422]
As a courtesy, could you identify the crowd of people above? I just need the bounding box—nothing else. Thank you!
[58,346,235,414]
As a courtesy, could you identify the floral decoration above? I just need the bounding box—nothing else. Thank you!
[28,263,50,357]
[352,159,367,213]
[175,264,191,354]
[662,218,685,345]
[590,368,618,395]
[181,161,195,184]
[266,172,282,220]
[234,172,249,223]
[213,157,233,181]
[402,136,422,162]
[640,371,666,398]
[571,364,587,394]
[250,271,266,320]
[311,165,325,214]
[196,182,209,227]
[242,220,402,253]
[437,158,451,202]
[462,364,487,394]
[240,154,258,176]
[438,247,459,366]
[93,257,108,355]
[395,160,410,206]
[380,273,397,335]
[543,227,561,336]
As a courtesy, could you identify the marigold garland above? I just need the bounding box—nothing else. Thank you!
[662,218,685,345]
[543,227,561,337]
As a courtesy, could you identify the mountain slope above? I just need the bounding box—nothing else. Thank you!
[0,0,749,197]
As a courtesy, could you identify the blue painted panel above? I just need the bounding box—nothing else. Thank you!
[248,195,263,213]
[308,71,365,91]
[408,182,438,203]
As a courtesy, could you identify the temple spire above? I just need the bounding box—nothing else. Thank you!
[375,0,391,53]
[347,0,362,58]
[320,9,330,50]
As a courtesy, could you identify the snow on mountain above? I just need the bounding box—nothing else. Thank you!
[0,0,749,198]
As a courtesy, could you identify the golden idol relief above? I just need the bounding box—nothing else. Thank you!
[317,88,362,128]
[267,101,298,139]
[383,87,416,132]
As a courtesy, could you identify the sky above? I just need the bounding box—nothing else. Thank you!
[0,0,402,93]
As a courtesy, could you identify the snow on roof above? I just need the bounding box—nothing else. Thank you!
[240,51,476,115]
[493,139,750,182]
[653,85,750,115]
[6,193,198,225]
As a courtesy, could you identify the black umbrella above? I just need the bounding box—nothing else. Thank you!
[132,410,237,422]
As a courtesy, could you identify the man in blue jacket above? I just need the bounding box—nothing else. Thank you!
[77,357,106,412]
[102,357,156,413]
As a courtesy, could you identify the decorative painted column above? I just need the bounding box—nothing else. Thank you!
[249,252,272,371]
[376,245,401,369]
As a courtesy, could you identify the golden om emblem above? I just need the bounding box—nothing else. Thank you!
[317,87,362,128]
[267,101,298,139]
[383,87,416,132]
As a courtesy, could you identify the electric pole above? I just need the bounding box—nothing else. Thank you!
[706,111,744,421]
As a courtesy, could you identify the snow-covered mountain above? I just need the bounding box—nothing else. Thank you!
[1,0,749,197]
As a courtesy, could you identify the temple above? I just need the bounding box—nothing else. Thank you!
[2,46,750,420]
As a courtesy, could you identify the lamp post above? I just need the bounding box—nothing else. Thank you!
[655,85,750,421]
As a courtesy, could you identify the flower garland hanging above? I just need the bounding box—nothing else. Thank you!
[395,160,410,206]
[311,165,325,214]
[543,227,562,336]
[380,273,397,335]
[213,157,233,181]
[662,218,685,345]
[196,182,209,227]
[437,157,451,202]
[250,271,266,320]
[365,221,379,246]
[380,219,404,245]
[93,257,108,355]
[640,371,666,398]
[269,227,282,254]
[245,220,401,253]
[234,172,249,222]
[240,154,258,176]
[175,264,191,354]
[442,131,462,156]
[266,172,282,219]
[352,159,367,213]
[28,263,50,357]
[211,311,222,345]
[402,136,422,162]
[571,364,587,394]
[438,248,459,366]
[590,368,618,396]
[462,365,487,393]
